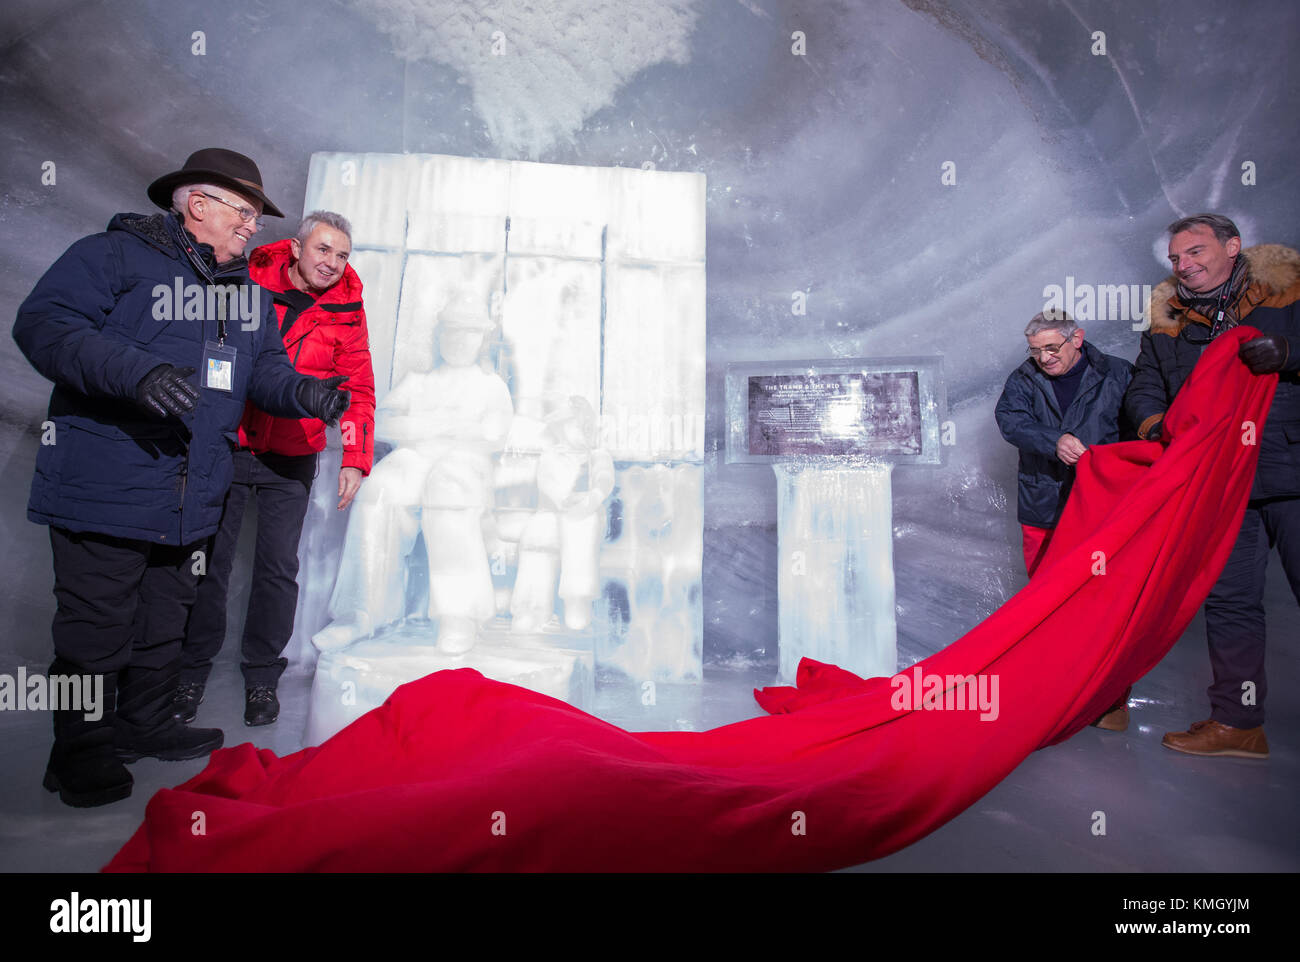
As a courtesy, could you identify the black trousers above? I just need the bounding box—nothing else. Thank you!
[1205,496,1300,728]
[181,448,316,689]
[48,526,201,675]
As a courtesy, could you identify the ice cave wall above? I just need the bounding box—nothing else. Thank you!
[1,0,1296,674]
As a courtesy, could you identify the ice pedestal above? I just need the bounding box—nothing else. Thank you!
[305,619,594,745]
[773,462,897,683]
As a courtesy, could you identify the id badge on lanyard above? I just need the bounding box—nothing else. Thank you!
[203,340,237,392]
[202,294,237,392]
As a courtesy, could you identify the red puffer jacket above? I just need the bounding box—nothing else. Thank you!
[240,239,376,474]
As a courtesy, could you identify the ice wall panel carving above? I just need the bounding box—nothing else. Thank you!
[502,256,602,417]
[603,262,706,461]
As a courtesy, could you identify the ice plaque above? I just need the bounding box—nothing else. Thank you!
[725,357,945,465]
[747,371,922,457]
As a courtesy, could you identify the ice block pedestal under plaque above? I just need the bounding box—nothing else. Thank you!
[305,621,594,745]
[773,462,897,684]
[726,357,944,685]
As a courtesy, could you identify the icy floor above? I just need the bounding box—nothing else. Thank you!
[1,556,1295,873]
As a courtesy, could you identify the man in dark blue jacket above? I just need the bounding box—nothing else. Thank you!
[996,311,1134,573]
[1124,213,1300,759]
[13,148,351,807]
[996,311,1134,729]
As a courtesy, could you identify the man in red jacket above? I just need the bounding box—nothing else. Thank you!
[176,210,376,727]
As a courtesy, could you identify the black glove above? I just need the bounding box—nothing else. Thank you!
[297,375,351,427]
[137,364,199,418]
[1238,334,1291,374]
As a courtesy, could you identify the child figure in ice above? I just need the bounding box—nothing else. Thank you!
[313,294,513,654]
[510,397,615,633]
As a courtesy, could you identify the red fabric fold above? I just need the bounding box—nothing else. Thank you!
[105,329,1274,872]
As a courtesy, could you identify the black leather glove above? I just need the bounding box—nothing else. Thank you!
[1238,334,1291,374]
[137,364,199,418]
[297,375,350,427]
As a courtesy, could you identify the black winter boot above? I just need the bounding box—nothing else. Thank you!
[43,661,133,808]
[171,681,205,724]
[115,662,224,762]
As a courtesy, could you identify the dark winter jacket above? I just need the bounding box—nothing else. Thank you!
[239,239,376,473]
[996,341,1134,527]
[1124,244,1300,500]
[12,212,311,545]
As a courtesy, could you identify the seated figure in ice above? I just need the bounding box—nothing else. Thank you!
[313,294,513,654]
[510,397,615,633]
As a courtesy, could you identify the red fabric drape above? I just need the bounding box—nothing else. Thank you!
[105,329,1274,872]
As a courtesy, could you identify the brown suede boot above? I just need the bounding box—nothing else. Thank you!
[1090,685,1132,732]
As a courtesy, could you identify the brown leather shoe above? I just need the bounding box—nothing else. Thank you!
[1162,720,1269,758]
[1090,685,1131,732]
[1093,705,1129,732]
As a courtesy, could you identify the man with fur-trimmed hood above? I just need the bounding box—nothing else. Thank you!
[1125,213,1300,758]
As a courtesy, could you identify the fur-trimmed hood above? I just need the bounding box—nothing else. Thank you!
[1147,243,1300,335]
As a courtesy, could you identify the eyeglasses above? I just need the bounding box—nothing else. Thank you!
[1027,341,1069,358]
[200,192,264,229]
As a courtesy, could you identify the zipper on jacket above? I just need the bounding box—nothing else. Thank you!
[176,460,188,545]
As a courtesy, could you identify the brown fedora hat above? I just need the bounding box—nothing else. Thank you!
[147,147,285,218]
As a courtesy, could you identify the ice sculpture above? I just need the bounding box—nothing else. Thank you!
[510,397,615,633]
[292,152,705,742]
[312,293,513,654]
[725,358,946,683]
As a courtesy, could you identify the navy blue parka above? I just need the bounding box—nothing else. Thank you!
[13,212,311,546]
[995,340,1134,527]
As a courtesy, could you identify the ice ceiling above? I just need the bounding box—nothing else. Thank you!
[348,0,699,156]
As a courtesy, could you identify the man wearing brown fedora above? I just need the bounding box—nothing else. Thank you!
[12,148,352,807]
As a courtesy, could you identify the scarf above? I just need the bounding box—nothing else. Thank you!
[1176,252,1250,339]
